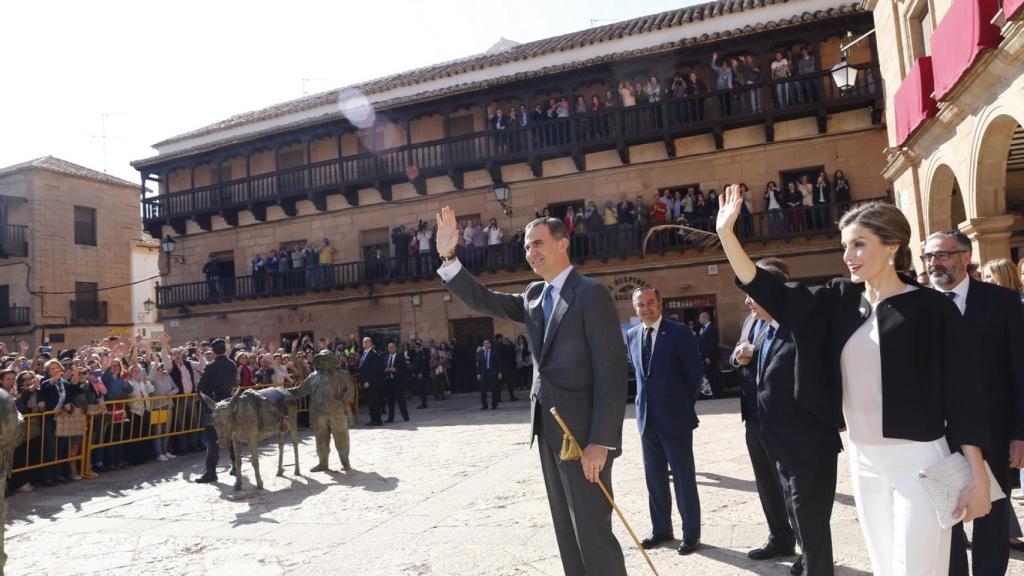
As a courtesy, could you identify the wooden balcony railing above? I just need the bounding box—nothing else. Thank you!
[143,63,882,233]
[0,224,28,258]
[0,306,30,327]
[155,197,886,310]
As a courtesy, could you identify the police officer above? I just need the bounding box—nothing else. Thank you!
[195,338,237,483]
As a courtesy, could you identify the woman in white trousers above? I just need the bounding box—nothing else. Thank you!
[714,186,991,575]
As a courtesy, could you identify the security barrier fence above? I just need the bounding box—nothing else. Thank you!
[11,380,360,476]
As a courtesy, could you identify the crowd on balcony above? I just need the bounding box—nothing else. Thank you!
[485,44,835,146]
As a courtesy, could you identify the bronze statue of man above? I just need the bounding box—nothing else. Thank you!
[291,350,354,472]
[0,388,24,575]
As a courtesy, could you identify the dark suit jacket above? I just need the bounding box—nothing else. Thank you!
[812,181,831,205]
[626,318,703,435]
[477,347,499,382]
[358,349,383,386]
[382,352,408,386]
[197,356,237,402]
[963,279,1024,448]
[739,268,988,450]
[698,323,720,362]
[446,266,627,452]
[732,314,760,423]
[752,322,842,466]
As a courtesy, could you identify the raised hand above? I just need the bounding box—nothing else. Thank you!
[715,184,744,234]
[434,206,460,259]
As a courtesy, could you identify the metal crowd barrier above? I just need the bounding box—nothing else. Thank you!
[10,378,362,476]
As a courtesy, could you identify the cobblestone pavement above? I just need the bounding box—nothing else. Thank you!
[6,395,1024,575]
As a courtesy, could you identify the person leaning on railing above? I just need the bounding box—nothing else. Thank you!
[100,357,132,471]
[39,359,83,484]
[9,370,43,493]
[125,364,154,466]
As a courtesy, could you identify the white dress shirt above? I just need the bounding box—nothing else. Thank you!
[641,315,663,356]
[940,275,970,315]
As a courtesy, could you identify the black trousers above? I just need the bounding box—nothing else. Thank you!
[479,373,499,408]
[203,423,235,476]
[536,413,626,576]
[367,382,384,424]
[950,443,1011,576]
[745,423,796,547]
[778,453,838,576]
[384,378,408,421]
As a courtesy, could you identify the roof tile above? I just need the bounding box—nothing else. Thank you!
[0,156,138,189]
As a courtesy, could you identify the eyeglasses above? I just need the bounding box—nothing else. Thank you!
[921,250,966,262]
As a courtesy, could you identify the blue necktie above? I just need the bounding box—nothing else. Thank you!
[758,324,776,376]
[943,291,956,301]
[542,284,555,325]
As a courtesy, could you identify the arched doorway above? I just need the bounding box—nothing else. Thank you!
[972,114,1024,262]
[927,163,966,233]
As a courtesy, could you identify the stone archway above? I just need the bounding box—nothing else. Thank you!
[966,111,1024,262]
[926,163,966,233]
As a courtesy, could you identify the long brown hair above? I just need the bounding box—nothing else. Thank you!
[838,201,913,273]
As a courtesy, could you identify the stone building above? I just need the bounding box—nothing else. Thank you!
[867,0,1024,262]
[134,0,890,368]
[0,156,140,346]
[131,233,164,343]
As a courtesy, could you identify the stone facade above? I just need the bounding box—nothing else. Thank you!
[866,0,1024,263]
[0,163,140,347]
[156,121,888,347]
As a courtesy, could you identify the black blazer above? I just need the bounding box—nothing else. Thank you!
[962,279,1024,446]
[740,268,988,451]
[382,352,408,385]
[753,323,842,466]
[358,349,383,386]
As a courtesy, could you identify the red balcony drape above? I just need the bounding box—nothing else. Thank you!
[931,0,1002,100]
[894,57,937,145]
[1005,0,1024,20]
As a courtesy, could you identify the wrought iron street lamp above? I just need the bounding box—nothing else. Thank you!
[493,184,512,216]
[832,29,876,92]
[143,298,155,314]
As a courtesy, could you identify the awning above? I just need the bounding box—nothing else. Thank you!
[931,0,1002,100]
[894,57,937,146]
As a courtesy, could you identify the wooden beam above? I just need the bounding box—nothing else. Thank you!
[571,150,585,172]
[412,178,427,196]
[528,157,543,178]
[376,182,392,202]
[250,204,267,222]
[221,210,238,227]
[170,218,187,235]
[281,199,299,217]
[817,110,828,134]
[196,214,212,232]
[663,136,676,159]
[764,118,775,143]
[447,168,464,190]
[343,188,359,207]
[310,191,328,212]
[616,144,630,165]
[713,126,724,150]
[486,162,502,185]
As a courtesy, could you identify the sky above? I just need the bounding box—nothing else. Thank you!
[0,0,700,183]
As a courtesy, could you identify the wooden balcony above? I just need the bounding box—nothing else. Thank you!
[155,197,887,310]
[142,64,882,237]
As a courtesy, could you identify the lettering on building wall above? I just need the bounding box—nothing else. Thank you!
[607,275,651,302]
[277,312,315,325]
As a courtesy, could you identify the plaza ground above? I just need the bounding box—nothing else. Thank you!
[6,394,1024,575]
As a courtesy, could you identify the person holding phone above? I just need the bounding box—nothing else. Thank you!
[714,185,990,575]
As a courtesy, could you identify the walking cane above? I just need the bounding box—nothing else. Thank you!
[549,407,660,576]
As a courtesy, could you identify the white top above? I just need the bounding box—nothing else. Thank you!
[486,226,502,245]
[767,190,781,210]
[841,285,917,446]
[416,230,432,253]
[770,58,791,78]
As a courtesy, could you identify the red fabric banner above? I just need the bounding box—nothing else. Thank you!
[894,57,937,146]
[1005,0,1024,20]
[931,0,1002,100]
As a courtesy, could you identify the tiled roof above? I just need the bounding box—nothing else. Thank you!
[0,156,138,189]
[135,1,863,168]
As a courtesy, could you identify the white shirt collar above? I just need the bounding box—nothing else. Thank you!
[546,265,574,297]
[937,275,970,314]
[642,316,663,333]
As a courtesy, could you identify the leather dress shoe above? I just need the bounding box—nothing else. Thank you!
[748,540,796,560]
[678,539,700,555]
[640,533,674,549]
[194,473,217,484]
[790,555,804,575]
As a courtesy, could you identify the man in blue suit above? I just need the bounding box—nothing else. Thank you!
[627,286,705,555]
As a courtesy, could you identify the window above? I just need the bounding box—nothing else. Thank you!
[360,324,401,349]
[278,240,307,253]
[546,200,584,221]
[779,165,825,192]
[360,228,390,258]
[449,115,475,136]
[75,282,98,301]
[909,1,934,58]
[74,206,97,246]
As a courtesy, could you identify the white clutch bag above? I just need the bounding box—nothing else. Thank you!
[918,452,1006,530]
